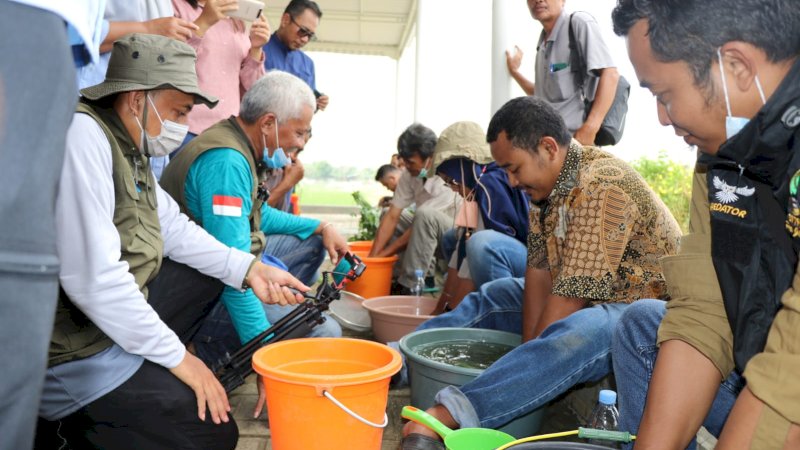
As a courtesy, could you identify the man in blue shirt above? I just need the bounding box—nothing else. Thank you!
[160,71,345,416]
[264,0,328,112]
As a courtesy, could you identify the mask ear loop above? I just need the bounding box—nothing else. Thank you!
[474,162,491,218]
[717,48,733,119]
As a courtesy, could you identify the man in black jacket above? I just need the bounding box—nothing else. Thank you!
[610,0,800,448]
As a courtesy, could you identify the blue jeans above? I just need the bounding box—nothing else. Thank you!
[464,230,527,289]
[418,277,628,429]
[612,300,744,449]
[264,233,326,286]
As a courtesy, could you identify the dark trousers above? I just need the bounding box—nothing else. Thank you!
[0,2,76,450]
[36,259,235,450]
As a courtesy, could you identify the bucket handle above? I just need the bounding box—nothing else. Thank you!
[322,390,388,428]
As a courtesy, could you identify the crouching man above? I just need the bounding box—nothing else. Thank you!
[37,34,307,450]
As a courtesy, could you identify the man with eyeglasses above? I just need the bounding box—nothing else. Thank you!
[262,0,325,213]
[264,0,327,112]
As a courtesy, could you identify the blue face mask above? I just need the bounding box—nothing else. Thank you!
[417,158,431,179]
[262,120,290,169]
[717,48,766,139]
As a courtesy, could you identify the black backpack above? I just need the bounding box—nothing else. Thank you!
[568,12,630,146]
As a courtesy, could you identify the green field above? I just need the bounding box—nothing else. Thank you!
[296,180,389,207]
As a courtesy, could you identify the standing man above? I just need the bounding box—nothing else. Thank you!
[401,97,681,450]
[506,0,620,146]
[263,0,326,212]
[0,2,103,448]
[264,0,327,112]
[610,0,800,448]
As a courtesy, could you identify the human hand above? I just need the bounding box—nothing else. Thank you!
[319,223,348,265]
[169,351,230,424]
[144,17,199,41]
[196,0,239,34]
[283,159,305,186]
[246,261,309,305]
[574,123,598,146]
[249,14,270,49]
[316,94,330,111]
[505,45,523,74]
[253,375,267,418]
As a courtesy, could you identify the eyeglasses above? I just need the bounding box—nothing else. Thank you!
[290,16,317,41]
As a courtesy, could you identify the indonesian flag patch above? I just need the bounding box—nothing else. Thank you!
[212,195,243,217]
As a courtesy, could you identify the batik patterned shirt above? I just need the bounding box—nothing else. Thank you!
[527,142,681,304]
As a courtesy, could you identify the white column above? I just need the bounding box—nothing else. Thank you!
[413,0,425,122]
[491,0,515,116]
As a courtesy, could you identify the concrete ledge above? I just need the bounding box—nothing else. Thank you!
[301,204,360,215]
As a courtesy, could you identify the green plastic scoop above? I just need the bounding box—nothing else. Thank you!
[402,406,515,450]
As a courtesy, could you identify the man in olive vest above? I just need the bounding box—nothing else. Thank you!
[37,34,309,450]
[160,71,346,418]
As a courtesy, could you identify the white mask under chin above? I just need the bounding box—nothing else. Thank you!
[717,48,766,139]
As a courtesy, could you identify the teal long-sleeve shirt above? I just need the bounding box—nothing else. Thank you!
[185,148,320,343]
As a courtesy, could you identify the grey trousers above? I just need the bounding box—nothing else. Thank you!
[0,2,77,449]
[397,205,455,288]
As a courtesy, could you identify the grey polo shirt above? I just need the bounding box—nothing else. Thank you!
[391,169,460,213]
[534,9,616,133]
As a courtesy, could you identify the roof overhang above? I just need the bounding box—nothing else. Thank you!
[263,0,418,59]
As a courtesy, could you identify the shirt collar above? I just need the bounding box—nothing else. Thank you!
[539,8,570,45]
[550,140,582,199]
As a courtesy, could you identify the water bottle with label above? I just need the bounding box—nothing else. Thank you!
[587,389,621,448]
[412,269,425,299]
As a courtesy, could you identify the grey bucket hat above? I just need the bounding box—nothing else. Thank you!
[81,34,218,108]
[431,121,493,174]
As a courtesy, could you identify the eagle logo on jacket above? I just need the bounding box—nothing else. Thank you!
[713,176,755,204]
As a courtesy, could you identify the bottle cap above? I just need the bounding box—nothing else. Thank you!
[415,269,424,278]
[598,389,617,405]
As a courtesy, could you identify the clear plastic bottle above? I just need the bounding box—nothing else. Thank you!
[411,269,425,298]
[587,389,621,448]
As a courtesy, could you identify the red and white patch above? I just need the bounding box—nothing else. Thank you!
[212,195,243,217]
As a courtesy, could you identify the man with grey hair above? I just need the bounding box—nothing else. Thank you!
[161,70,345,416]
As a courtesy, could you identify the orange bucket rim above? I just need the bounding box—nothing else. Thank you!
[252,337,403,386]
[351,252,399,264]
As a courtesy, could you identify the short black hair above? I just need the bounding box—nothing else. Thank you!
[284,0,322,19]
[486,97,572,152]
[612,0,800,89]
[397,123,438,160]
[375,164,399,182]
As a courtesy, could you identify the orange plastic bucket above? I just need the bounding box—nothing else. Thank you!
[347,240,374,253]
[345,251,398,298]
[253,338,402,450]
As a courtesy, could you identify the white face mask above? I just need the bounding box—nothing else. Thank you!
[717,48,766,139]
[134,94,190,157]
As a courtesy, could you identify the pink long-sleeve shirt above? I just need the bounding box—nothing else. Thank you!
[173,0,266,134]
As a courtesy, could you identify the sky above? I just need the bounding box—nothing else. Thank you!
[296,0,698,172]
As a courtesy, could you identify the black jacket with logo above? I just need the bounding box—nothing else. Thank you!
[698,58,800,373]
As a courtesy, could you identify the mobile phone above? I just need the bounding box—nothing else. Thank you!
[225,0,263,22]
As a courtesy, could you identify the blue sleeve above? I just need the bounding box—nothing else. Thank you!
[260,204,320,239]
[185,149,270,343]
[307,57,317,90]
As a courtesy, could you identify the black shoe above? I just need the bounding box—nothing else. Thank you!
[391,280,412,295]
[424,275,436,290]
[401,433,445,450]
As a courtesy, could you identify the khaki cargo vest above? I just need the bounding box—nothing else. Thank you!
[160,117,265,256]
[49,101,164,366]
